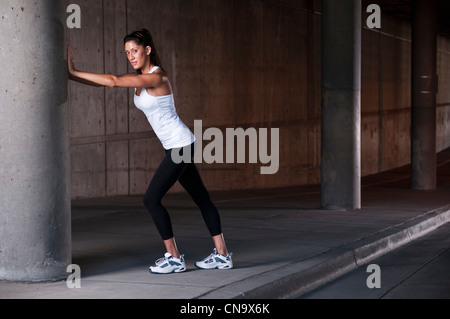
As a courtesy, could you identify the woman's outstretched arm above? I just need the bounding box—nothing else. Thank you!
[67,44,162,88]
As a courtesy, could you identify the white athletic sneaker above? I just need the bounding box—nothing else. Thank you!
[195,249,233,270]
[149,253,186,274]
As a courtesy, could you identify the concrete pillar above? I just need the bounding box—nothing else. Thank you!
[321,0,361,210]
[0,1,70,281]
[411,0,437,190]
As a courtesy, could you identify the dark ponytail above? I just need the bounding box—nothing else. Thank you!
[124,29,163,74]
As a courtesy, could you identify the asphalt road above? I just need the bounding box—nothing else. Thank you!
[297,222,450,299]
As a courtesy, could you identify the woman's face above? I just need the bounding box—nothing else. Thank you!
[125,41,150,70]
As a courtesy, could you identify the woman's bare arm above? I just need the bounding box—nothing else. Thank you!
[67,44,162,88]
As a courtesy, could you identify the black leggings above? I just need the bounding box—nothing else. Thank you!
[143,143,222,241]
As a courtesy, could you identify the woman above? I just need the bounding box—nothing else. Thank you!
[68,29,232,274]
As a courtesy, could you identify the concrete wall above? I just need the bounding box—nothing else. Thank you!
[437,36,450,151]
[64,0,450,199]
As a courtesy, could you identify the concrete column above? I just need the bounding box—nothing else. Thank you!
[0,1,70,281]
[411,0,437,190]
[321,0,361,210]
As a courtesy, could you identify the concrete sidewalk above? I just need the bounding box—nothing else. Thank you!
[1,149,449,299]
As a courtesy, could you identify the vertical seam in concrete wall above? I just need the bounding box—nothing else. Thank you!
[232,0,237,126]
[378,29,384,172]
[102,0,107,196]
[125,0,130,196]
[102,0,106,134]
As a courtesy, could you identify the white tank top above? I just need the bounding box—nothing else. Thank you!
[133,66,195,150]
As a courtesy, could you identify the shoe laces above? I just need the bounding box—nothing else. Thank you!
[154,256,169,266]
[201,249,218,263]
[155,253,184,265]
